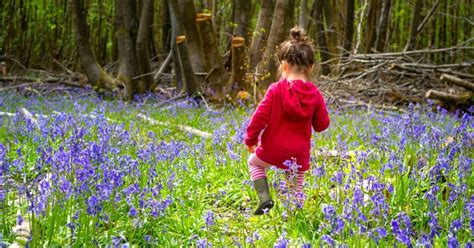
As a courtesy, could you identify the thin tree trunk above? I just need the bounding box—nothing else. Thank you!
[249,0,276,69]
[365,0,381,53]
[322,0,338,55]
[314,0,331,75]
[71,0,116,92]
[450,1,459,63]
[169,0,198,95]
[354,0,368,54]
[176,36,199,96]
[299,0,308,30]
[260,0,295,88]
[168,0,184,91]
[136,0,154,93]
[375,0,392,52]
[440,0,447,62]
[233,0,252,39]
[342,0,355,56]
[175,0,206,73]
[404,0,423,51]
[161,0,172,53]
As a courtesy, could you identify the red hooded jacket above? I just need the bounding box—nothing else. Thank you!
[244,78,330,171]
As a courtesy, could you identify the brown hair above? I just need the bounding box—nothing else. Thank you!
[277,27,315,80]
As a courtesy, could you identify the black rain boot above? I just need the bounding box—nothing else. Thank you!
[253,177,274,215]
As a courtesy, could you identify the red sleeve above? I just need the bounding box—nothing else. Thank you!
[244,84,275,147]
[312,91,330,132]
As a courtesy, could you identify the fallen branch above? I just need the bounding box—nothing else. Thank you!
[351,44,474,58]
[0,75,83,88]
[153,50,173,81]
[337,99,406,113]
[137,113,211,139]
[440,74,474,91]
[0,111,16,117]
[0,76,61,83]
[399,62,473,69]
[19,108,39,128]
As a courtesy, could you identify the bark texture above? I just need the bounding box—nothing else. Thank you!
[260,0,295,88]
[136,0,154,93]
[71,0,116,92]
[249,0,276,69]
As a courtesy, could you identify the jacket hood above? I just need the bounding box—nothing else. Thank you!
[279,78,319,120]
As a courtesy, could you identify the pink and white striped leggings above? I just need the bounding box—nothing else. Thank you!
[248,153,305,194]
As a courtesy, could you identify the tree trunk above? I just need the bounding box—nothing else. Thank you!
[196,13,228,94]
[233,0,252,39]
[176,36,199,96]
[314,0,331,75]
[342,0,355,56]
[115,0,140,100]
[375,0,392,52]
[228,37,248,94]
[161,0,172,53]
[404,0,423,51]
[323,0,338,55]
[249,0,276,69]
[299,0,308,30]
[71,0,116,92]
[175,0,206,73]
[260,0,295,88]
[136,0,154,93]
[365,0,382,53]
[168,0,184,91]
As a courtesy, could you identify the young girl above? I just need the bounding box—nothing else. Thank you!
[245,27,330,215]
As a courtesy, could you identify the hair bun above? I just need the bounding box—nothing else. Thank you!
[290,27,307,43]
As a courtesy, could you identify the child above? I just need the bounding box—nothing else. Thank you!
[245,27,330,215]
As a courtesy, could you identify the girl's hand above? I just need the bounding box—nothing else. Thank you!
[247,145,256,153]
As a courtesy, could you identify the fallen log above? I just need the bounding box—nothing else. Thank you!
[425,89,472,104]
[440,74,474,92]
[228,36,248,93]
[137,113,211,139]
[19,108,39,128]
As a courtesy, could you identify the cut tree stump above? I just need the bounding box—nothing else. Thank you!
[176,35,199,96]
[425,89,472,104]
[196,13,228,91]
[440,74,474,92]
[228,36,248,94]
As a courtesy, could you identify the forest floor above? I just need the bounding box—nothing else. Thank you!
[0,69,454,112]
[0,88,472,246]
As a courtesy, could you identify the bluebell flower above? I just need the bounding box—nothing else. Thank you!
[447,233,460,248]
[204,210,215,227]
[274,231,289,248]
[196,238,211,248]
[320,234,334,247]
[450,219,462,235]
[322,204,335,220]
[128,206,137,217]
[302,243,311,248]
[17,213,23,226]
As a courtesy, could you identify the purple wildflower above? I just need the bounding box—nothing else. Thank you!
[204,210,215,227]
[321,234,335,246]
